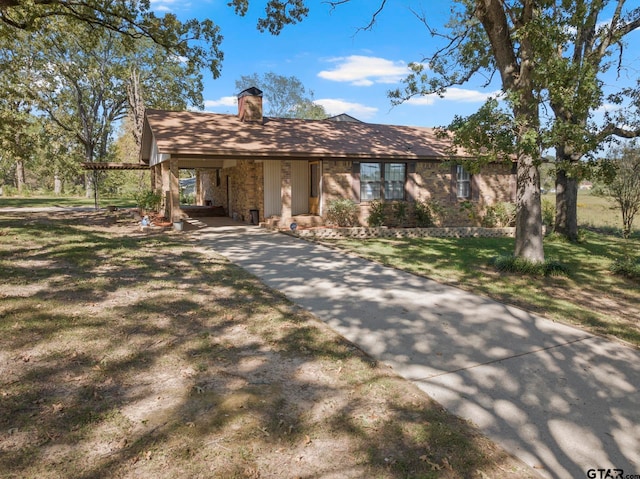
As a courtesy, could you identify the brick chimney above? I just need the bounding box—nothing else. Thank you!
[237,87,263,122]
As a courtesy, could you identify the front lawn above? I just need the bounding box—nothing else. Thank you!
[0,209,536,479]
[326,232,640,347]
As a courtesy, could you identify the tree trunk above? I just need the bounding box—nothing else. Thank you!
[127,68,145,153]
[15,160,25,193]
[474,0,545,262]
[54,174,63,195]
[555,168,579,241]
[514,153,545,262]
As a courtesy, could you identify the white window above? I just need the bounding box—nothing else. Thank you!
[360,162,406,201]
[456,165,471,199]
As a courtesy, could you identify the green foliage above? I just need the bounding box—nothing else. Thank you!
[611,256,640,282]
[180,191,195,205]
[367,200,386,227]
[134,189,161,212]
[447,99,517,163]
[414,199,443,227]
[0,12,206,198]
[490,255,570,277]
[391,201,408,227]
[542,199,555,227]
[481,202,516,228]
[325,199,358,227]
[598,144,640,239]
[0,0,224,77]
[459,200,480,224]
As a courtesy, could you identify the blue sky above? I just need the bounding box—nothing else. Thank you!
[150,0,639,129]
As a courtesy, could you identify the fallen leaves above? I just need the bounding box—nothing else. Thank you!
[419,454,453,472]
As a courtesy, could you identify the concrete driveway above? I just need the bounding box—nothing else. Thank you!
[191,220,640,479]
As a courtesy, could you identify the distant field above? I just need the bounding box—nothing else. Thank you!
[543,191,623,231]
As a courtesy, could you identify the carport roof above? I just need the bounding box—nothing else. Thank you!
[141,109,471,162]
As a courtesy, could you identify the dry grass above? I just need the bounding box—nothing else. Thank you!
[0,210,536,479]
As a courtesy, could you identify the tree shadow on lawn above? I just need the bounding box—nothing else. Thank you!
[199,227,640,478]
[0,210,534,479]
[330,235,640,346]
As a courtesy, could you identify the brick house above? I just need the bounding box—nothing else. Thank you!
[140,87,516,227]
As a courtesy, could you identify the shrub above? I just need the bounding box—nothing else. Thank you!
[490,255,570,277]
[135,189,162,212]
[611,256,640,282]
[181,191,196,205]
[414,199,443,227]
[542,199,555,227]
[481,202,516,228]
[459,200,481,224]
[392,201,408,227]
[367,199,386,227]
[325,199,358,227]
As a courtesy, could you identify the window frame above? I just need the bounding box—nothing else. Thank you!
[359,162,406,202]
[456,164,471,199]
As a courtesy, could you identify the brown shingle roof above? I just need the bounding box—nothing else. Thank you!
[143,109,468,161]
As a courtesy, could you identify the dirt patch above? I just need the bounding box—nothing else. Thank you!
[0,210,538,478]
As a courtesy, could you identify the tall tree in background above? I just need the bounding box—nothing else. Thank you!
[235,72,328,119]
[544,1,640,241]
[0,26,43,194]
[30,20,130,206]
[0,12,205,201]
[127,35,205,153]
[0,0,223,77]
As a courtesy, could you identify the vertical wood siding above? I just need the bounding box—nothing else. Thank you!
[263,160,282,217]
[291,160,310,216]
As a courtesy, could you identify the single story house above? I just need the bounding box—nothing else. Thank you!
[140,87,516,227]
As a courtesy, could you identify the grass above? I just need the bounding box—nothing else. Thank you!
[0,209,536,479]
[543,190,625,232]
[0,195,137,209]
[325,230,640,348]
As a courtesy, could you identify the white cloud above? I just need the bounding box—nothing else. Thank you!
[204,96,237,109]
[406,87,502,105]
[315,98,378,119]
[596,102,619,113]
[318,55,410,86]
[150,0,188,13]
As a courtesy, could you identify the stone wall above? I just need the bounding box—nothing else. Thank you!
[290,226,517,239]
[196,169,216,206]
[210,160,264,223]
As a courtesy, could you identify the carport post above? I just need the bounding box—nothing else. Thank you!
[169,158,182,222]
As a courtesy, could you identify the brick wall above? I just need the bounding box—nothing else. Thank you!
[196,169,216,206]
[210,160,265,223]
[322,159,515,227]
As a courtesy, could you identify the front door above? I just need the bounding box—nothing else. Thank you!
[309,161,320,215]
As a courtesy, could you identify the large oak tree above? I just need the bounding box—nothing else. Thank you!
[0,0,223,76]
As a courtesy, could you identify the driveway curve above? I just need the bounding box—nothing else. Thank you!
[192,219,640,479]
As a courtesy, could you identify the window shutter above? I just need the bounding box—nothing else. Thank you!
[471,174,480,201]
[450,164,457,201]
[406,162,416,202]
[352,162,361,203]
